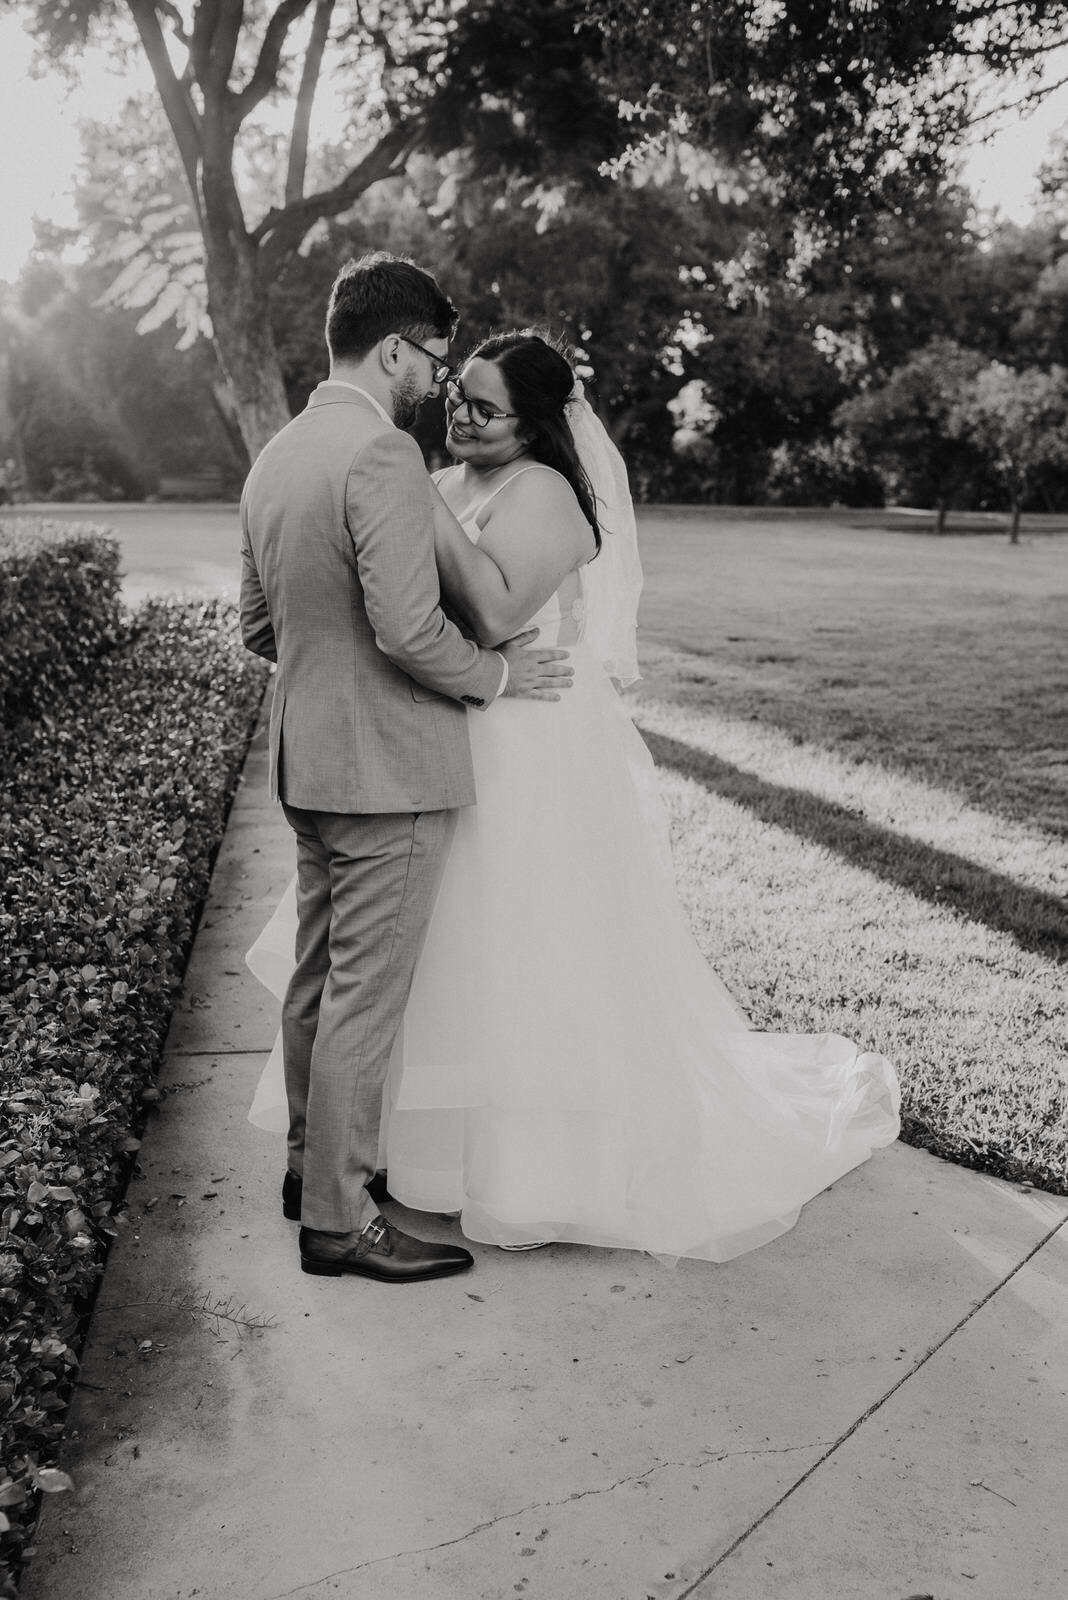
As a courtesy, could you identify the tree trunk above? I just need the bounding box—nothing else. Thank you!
[204,250,292,465]
[0,348,29,496]
[204,367,251,472]
[1009,496,1021,544]
[935,495,947,535]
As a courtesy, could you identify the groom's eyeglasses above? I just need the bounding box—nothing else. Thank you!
[445,377,520,429]
[398,335,455,386]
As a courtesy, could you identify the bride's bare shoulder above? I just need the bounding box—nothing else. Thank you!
[492,464,583,519]
[496,466,597,559]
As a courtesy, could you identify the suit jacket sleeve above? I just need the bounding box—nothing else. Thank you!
[239,490,277,663]
[345,429,504,707]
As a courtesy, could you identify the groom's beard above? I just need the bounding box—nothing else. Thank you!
[391,371,424,431]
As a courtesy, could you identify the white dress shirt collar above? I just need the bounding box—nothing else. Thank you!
[317,379,394,425]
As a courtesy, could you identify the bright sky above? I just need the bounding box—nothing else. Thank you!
[2,12,1068,286]
[0,15,136,281]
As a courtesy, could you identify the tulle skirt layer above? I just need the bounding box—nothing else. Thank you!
[248,644,899,1261]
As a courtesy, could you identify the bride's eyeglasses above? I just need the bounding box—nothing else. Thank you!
[446,377,519,429]
[398,335,455,386]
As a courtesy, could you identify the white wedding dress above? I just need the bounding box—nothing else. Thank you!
[248,465,899,1261]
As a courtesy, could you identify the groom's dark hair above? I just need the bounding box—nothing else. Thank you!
[326,252,458,363]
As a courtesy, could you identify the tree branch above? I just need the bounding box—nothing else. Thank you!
[202,0,246,96]
[230,0,316,126]
[967,70,1068,130]
[353,0,403,114]
[956,32,1068,63]
[125,0,204,224]
[190,0,221,85]
[285,0,335,204]
[164,3,251,272]
[255,123,420,271]
[954,0,1058,23]
[156,0,191,48]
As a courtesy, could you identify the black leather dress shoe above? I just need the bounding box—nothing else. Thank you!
[299,1218,473,1282]
[282,1169,391,1221]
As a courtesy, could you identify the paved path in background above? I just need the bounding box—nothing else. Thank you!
[0,502,243,601]
[20,709,1068,1600]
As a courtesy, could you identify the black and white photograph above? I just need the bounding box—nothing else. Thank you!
[1,3,1066,1597]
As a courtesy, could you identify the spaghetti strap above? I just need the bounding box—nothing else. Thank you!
[475,463,570,514]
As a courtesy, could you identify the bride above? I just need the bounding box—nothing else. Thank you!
[248,329,899,1261]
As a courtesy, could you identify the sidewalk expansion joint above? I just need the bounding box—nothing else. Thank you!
[162,1048,275,1058]
[674,1206,1068,1598]
[259,1442,827,1599]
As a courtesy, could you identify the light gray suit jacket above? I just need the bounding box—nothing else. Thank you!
[239,383,503,812]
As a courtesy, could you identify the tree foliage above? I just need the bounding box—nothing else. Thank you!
[14,160,1068,513]
[254,154,749,492]
[79,96,210,352]
[15,0,626,456]
[954,360,1068,538]
[0,259,246,500]
[14,2,1068,512]
[835,338,988,530]
[19,0,1068,460]
[592,1,1068,229]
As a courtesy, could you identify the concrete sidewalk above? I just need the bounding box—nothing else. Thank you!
[23,716,1068,1600]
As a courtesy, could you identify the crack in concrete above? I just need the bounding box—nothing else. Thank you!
[261,1440,828,1599]
[674,1206,1068,1599]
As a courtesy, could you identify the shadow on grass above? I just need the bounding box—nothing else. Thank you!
[640,728,1067,965]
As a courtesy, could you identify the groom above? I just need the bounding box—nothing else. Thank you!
[240,252,571,1283]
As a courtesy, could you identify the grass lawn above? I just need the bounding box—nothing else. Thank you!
[631,509,1067,1192]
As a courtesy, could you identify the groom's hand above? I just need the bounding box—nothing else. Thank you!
[498,629,574,701]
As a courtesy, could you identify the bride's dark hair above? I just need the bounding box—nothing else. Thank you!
[465,329,601,551]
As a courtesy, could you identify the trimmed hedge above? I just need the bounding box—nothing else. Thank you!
[0,523,125,733]
[0,569,269,1593]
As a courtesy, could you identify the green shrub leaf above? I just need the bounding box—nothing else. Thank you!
[0,563,269,1584]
